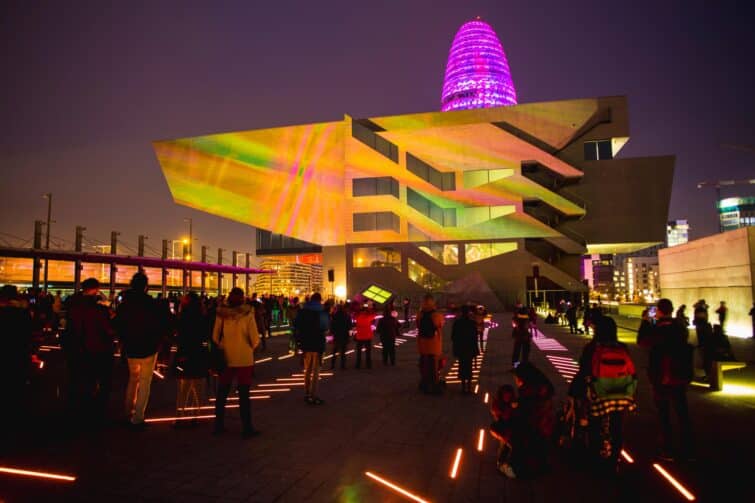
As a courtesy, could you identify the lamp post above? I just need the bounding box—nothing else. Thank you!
[184,217,193,290]
[42,193,52,293]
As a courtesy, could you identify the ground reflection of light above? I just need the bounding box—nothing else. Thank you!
[721,383,755,396]
[364,471,429,503]
[653,463,696,500]
[0,466,76,482]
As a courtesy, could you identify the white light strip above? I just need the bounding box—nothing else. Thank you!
[0,467,76,482]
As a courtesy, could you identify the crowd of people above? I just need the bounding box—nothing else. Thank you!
[3,275,742,483]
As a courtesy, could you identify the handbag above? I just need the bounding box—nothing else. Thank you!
[209,319,227,373]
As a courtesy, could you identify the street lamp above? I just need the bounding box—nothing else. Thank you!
[42,193,52,292]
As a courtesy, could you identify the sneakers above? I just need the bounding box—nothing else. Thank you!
[498,463,516,479]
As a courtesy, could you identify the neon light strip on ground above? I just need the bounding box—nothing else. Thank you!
[450,448,463,479]
[145,414,215,423]
[153,370,165,379]
[653,463,696,500]
[483,392,489,404]
[256,357,273,363]
[477,429,485,452]
[258,383,305,387]
[620,449,634,463]
[0,467,76,482]
[364,471,429,503]
[278,353,295,360]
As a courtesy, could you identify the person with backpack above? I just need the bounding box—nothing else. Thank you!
[568,316,637,469]
[417,294,445,394]
[637,298,695,462]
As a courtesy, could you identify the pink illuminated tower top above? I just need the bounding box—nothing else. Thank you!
[441,18,517,112]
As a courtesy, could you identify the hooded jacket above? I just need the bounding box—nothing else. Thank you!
[212,303,259,367]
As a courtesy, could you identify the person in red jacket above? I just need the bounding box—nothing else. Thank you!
[354,304,376,369]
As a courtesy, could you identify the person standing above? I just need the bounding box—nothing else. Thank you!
[452,305,478,393]
[173,292,209,426]
[330,302,352,369]
[63,278,115,427]
[511,308,532,367]
[354,304,376,369]
[116,273,166,430]
[212,287,260,436]
[376,306,400,366]
[251,294,267,351]
[566,303,578,334]
[715,301,728,331]
[0,285,33,436]
[417,294,445,394]
[637,298,695,461]
[295,292,329,405]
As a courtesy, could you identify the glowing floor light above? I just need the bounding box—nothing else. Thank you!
[152,369,165,379]
[145,414,215,423]
[0,466,76,482]
[477,429,485,452]
[474,384,479,394]
[620,449,634,463]
[483,392,489,404]
[450,448,463,479]
[653,463,696,501]
[256,357,272,363]
[364,471,429,503]
[278,353,295,360]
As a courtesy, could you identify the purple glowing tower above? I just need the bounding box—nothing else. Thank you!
[441,18,517,112]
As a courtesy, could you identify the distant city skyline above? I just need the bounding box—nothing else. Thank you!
[2,0,754,262]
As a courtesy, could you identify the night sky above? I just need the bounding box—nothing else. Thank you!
[2,0,754,261]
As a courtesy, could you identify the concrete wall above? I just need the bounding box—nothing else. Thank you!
[659,227,754,337]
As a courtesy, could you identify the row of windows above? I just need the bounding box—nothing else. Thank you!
[406,153,456,191]
[352,176,399,198]
[352,211,400,233]
[407,188,457,227]
[351,120,399,163]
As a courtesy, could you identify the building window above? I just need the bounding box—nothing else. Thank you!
[417,243,459,265]
[408,258,448,291]
[584,140,613,160]
[352,177,399,198]
[406,153,455,191]
[352,120,398,163]
[406,188,456,227]
[352,211,400,232]
[465,242,518,264]
[352,247,401,271]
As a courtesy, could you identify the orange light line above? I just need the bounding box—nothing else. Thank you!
[474,384,479,394]
[620,449,634,463]
[483,392,489,404]
[653,463,696,501]
[144,414,215,423]
[450,448,463,479]
[278,353,295,360]
[0,466,76,482]
[364,471,429,503]
[152,369,165,379]
[477,429,485,452]
[258,383,305,387]
[256,357,272,363]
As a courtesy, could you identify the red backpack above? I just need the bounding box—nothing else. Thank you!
[590,343,637,399]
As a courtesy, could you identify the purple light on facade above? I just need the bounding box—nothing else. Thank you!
[441,19,517,112]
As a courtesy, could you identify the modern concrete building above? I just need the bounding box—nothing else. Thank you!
[154,96,674,309]
[718,197,755,232]
[667,219,689,247]
[659,227,755,338]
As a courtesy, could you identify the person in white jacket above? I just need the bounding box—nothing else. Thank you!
[212,287,260,437]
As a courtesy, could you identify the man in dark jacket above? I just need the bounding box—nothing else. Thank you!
[295,292,329,405]
[62,278,115,425]
[637,298,694,461]
[116,272,165,429]
[330,302,352,369]
[0,285,33,434]
[377,305,400,367]
[452,305,478,393]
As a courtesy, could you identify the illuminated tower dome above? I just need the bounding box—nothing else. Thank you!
[441,18,517,111]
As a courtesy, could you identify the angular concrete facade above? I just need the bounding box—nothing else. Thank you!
[659,227,755,338]
[154,96,674,307]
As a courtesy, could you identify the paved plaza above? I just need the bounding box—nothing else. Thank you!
[2,314,754,502]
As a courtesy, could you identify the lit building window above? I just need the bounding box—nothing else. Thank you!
[352,247,401,271]
[417,243,459,265]
[352,177,399,198]
[465,242,518,264]
[353,212,400,233]
[408,258,448,290]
